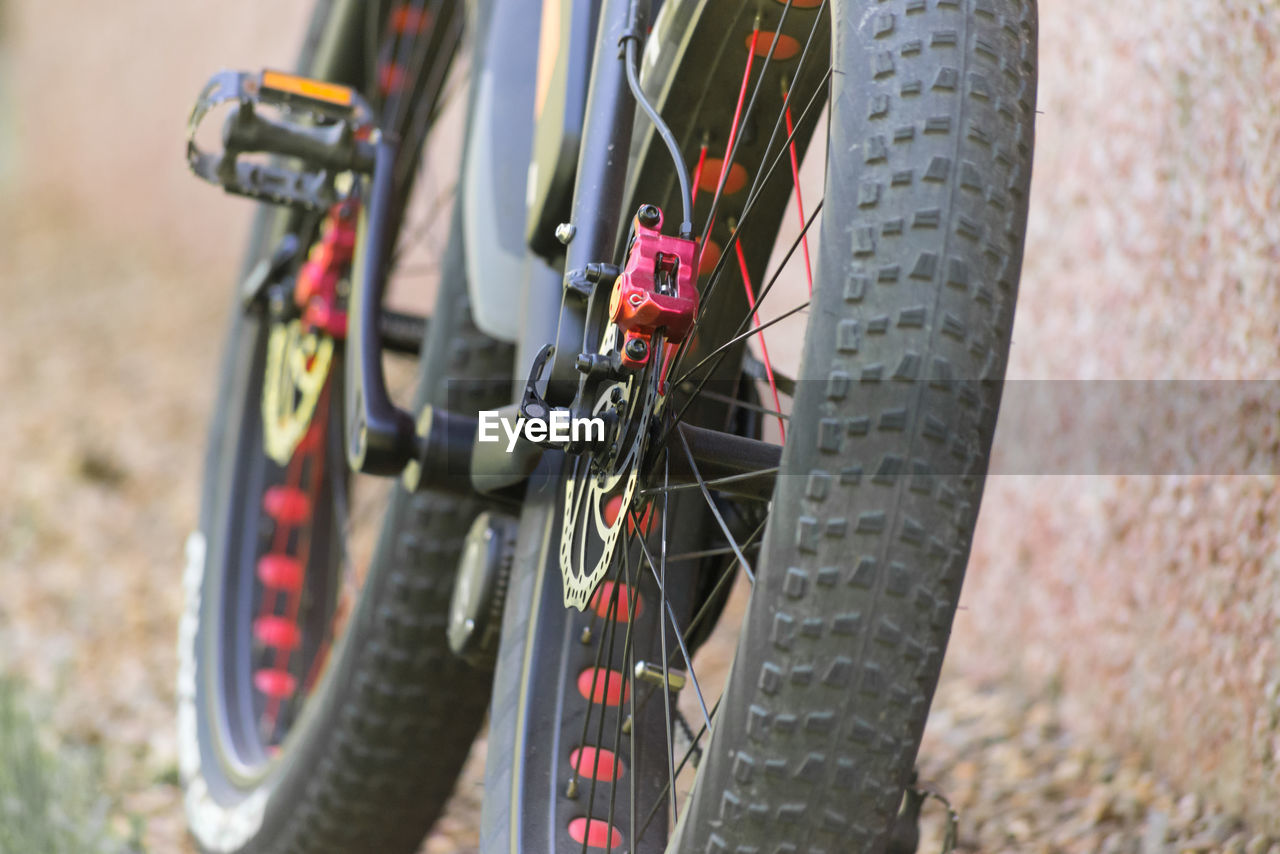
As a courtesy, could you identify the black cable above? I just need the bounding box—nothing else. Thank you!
[621,2,693,238]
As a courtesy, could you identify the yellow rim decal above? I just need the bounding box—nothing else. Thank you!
[262,321,335,466]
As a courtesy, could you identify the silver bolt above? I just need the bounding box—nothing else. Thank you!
[555,222,576,245]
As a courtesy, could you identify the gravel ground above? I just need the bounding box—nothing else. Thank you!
[0,203,1270,854]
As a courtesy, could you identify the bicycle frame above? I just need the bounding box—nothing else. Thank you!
[345,0,641,479]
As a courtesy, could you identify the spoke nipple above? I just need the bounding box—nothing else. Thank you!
[580,626,594,645]
[621,715,633,735]
[565,777,580,799]
[555,222,577,245]
[634,660,687,693]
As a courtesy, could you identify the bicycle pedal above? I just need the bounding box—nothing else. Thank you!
[186,69,377,211]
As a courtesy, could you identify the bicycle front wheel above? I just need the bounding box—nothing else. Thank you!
[481,1,1038,852]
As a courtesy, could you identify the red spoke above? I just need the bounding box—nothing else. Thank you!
[782,86,814,295]
[690,141,708,207]
[704,28,760,238]
[733,241,786,441]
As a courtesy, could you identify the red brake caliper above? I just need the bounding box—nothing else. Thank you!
[254,202,356,737]
[608,206,700,390]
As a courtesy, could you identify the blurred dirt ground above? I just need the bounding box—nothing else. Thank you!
[2,1,1280,853]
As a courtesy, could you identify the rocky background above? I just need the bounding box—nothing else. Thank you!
[1,1,1278,852]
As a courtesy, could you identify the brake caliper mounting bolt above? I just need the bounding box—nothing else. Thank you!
[637,204,661,229]
[624,338,648,362]
[555,222,577,245]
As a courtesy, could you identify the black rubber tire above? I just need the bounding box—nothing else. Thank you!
[177,7,515,851]
[182,225,511,854]
[481,1,1038,852]
[674,1,1038,851]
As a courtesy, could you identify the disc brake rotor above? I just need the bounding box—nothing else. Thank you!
[558,329,662,610]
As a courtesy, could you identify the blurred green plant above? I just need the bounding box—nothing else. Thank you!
[0,676,129,854]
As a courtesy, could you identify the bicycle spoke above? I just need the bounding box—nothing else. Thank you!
[639,466,780,498]
[664,300,809,446]
[600,538,639,852]
[679,515,767,645]
[731,235,785,441]
[655,452,679,824]
[625,542,640,851]
[567,556,626,799]
[781,78,814,295]
[388,0,446,132]
[580,560,626,854]
[681,5,829,339]
[634,697,723,844]
[687,387,790,422]
[661,191,823,447]
[673,194,823,392]
[698,4,796,250]
[678,62,830,360]
[673,427,755,583]
[396,10,464,188]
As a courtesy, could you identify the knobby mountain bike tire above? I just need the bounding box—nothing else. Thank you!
[481,1,1037,852]
[178,3,515,852]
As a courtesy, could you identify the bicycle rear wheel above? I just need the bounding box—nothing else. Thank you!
[178,4,513,852]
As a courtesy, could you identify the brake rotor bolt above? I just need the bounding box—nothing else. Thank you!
[637,204,661,228]
[555,222,577,245]
[624,338,648,361]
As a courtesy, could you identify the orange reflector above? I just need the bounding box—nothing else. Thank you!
[577,668,630,706]
[254,616,302,651]
[261,70,354,108]
[254,668,298,699]
[263,486,312,526]
[257,554,304,592]
[590,581,643,622]
[698,158,749,196]
[698,239,722,276]
[567,818,622,849]
[748,32,801,60]
[570,746,624,781]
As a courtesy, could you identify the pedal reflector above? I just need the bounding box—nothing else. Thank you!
[261,70,354,109]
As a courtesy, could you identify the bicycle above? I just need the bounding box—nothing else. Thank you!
[177,1,1037,851]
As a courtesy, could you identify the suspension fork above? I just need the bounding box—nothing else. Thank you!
[533,0,640,405]
[339,0,612,480]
